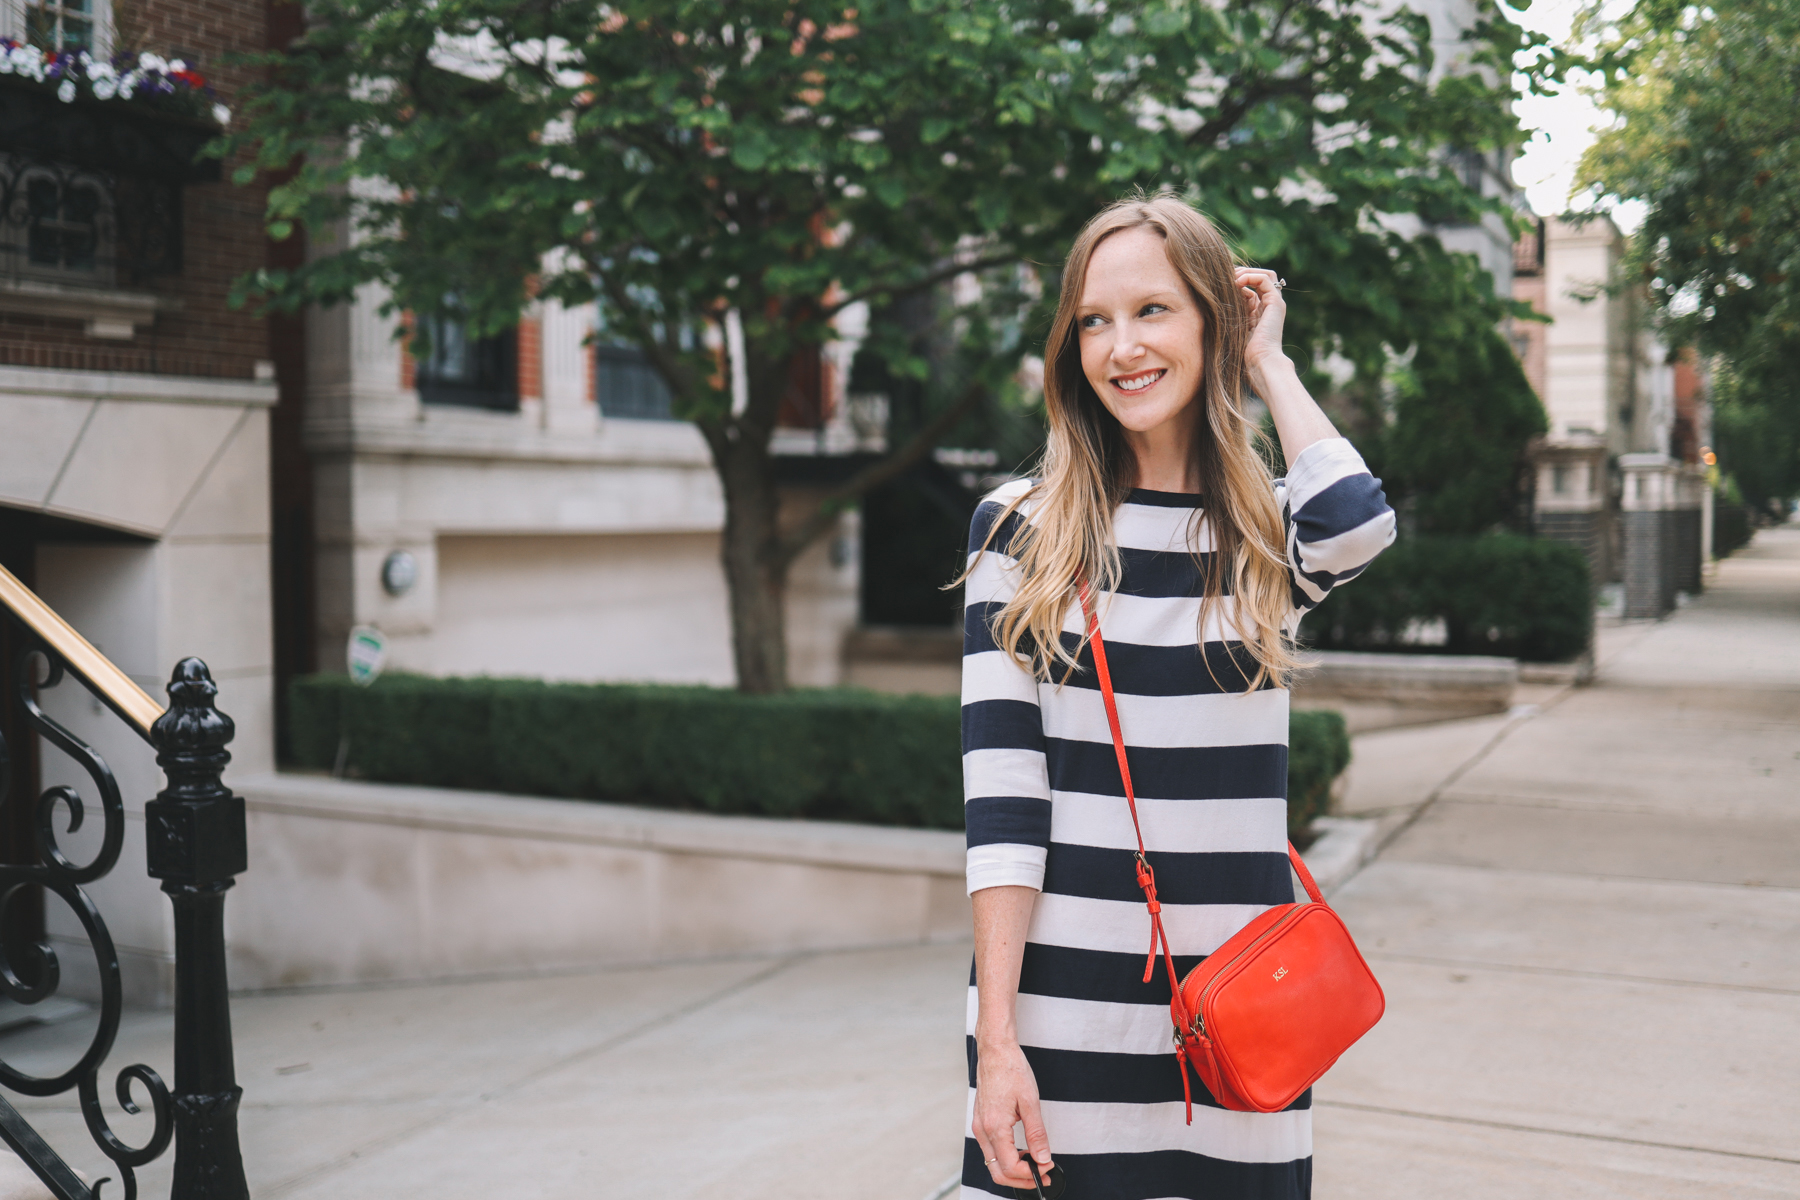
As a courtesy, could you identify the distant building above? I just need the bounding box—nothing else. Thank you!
[1517,215,1708,615]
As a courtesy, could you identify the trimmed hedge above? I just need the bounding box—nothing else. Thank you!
[289,674,1353,835]
[1305,534,1592,662]
[1286,709,1350,840]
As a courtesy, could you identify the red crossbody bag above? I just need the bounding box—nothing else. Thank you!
[1078,585,1385,1119]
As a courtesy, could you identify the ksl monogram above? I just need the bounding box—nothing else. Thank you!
[1272,966,1289,981]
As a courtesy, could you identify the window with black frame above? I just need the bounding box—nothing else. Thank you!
[414,311,520,412]
[595,341,676,420]
[0,156,115,286]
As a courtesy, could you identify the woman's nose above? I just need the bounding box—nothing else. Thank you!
[1112,326,1145,365]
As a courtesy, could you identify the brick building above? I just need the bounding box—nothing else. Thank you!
[0,0,279,1003]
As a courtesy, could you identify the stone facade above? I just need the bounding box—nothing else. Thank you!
[0,0,277,1006]
[291,278,860,692]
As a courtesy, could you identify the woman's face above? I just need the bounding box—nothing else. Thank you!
[1075,227,1205,438]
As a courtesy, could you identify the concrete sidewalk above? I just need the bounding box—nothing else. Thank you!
[1319,527,1800,1197]
[3,531,1796,1199]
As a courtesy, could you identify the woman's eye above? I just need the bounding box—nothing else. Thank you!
[1140,303,1168,317]
[1079,314,1106,329]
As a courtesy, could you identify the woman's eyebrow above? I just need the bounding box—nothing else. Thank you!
[1079,288,1185,308]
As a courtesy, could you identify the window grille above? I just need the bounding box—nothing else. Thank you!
[24,0,96,52]
[0,154,120,285]
[596,341,677,421]
[414,311,520,411]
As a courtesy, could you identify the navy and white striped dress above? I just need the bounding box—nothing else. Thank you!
[960,437,1395,1200]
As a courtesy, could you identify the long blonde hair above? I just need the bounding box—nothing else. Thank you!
[975,192,1300,689]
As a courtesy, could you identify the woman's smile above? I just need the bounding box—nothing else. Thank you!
[1111,367,1166,394]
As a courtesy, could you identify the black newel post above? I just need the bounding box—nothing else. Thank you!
[146,659,249,1200]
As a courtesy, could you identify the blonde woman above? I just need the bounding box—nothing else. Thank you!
[960,193,1395,1198]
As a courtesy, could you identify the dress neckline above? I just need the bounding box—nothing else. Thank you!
[1124,487,1205,509]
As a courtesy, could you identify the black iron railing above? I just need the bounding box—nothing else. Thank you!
[0,564,246,1200]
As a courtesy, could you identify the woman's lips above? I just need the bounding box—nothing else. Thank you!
[1112,368,1166,394]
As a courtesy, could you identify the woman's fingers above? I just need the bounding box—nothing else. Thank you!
[1019,1093,1057,1180]
[990,1138,1030,1187]
[973,1106,1049,1187]
[971,1124,1002,1187]
[972,1090,1016,1185]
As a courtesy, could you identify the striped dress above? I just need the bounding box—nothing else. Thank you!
[960,437,1395,1200]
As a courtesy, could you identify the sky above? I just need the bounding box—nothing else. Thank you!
[1506,0,1646,230]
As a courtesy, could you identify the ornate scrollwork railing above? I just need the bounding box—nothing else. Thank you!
[0,562,247,1200]
[0,152,185,289]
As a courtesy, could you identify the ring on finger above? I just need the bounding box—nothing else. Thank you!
[1276,276,1288,288]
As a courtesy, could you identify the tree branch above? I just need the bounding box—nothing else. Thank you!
[1182,74,1316,148]
[774,378,989,564]
[823,251,1025,317]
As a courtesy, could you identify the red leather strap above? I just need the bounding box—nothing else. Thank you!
[1078,579,1322,1121]
[1077,584,1190,1024]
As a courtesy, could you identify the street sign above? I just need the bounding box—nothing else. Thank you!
[347,625,387,686]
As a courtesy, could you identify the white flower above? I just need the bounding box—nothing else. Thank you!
[170,59,187,72]
[88,61,117,81]
[0,55,13,76]
[11,46,44,80]
[92,77,116,99]
[211,103,230,127]
[137,52,167,73]
[57,79,75,103]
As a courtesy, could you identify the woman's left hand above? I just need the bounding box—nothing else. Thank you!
[1236,267,1288,374]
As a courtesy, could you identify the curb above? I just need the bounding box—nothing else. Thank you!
[1298,816,1382,897]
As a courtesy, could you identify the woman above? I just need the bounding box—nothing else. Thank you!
[960,192,1395,1199]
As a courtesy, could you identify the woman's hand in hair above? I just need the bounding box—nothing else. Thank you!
[1237,266,1341,464]
[1236,267,1290,374]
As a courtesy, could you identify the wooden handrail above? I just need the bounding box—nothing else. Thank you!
[0,562,165,738]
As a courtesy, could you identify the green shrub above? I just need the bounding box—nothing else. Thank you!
[1287,709,1350,839]
[289,674,966,827]
[289,675,1354,835]
[1305,534,1592,662]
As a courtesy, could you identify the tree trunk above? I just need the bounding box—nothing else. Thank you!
[714,432,791,694]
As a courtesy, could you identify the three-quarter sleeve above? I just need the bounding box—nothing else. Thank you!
[1275,437,1397,615]
[960,484,1052,895]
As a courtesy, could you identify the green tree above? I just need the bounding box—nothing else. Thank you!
[1578,0,1800,512]
[228,0,1554,692]
[1385,324,1546,536]
[1711,362,1800,514]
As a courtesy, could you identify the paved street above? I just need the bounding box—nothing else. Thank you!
[1,530,1796,1199]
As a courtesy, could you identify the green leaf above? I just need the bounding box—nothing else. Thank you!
[731,129,775,171]
[872,175,909,209]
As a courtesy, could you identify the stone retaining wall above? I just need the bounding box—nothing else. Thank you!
[226,774,970,991]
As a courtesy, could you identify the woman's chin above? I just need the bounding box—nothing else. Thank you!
[1109,402,1197,437]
